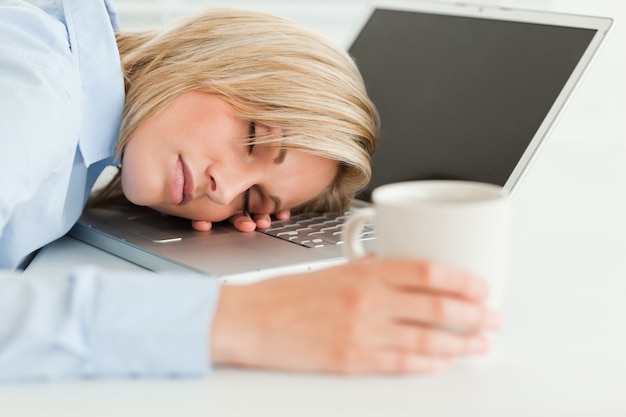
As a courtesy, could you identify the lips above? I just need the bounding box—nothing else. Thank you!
[171,156,194,205]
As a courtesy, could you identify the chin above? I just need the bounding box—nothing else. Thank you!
[123,193,153,207]
[121,184,162,208]
[157,205,229,224]
[149,205,191,221]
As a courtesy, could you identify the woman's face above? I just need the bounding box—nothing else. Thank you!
[121,91,337,224]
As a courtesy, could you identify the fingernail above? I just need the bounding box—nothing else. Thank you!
[467,281,489,298]
[485,311,502,330]
[470,336,489,353]
[436,357,454,370]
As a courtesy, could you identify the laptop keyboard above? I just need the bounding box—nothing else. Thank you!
[258,211,375,248]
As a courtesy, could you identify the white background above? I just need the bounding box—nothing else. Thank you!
[1,1,623,416]
[112,0,624,149]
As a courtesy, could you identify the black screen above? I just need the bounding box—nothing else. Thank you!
[349,9,596,199]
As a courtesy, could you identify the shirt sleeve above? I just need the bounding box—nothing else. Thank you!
[0,266,221,381]
[0,4,80,245]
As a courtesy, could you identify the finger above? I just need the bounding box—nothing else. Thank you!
[252,213,272,229]
[191,220,212,231]
[382,289,501,331]
[274,210,291,221]
[229,214,257,232]
[334,350,451,375]
[375,322,490,356]
[372,351,452,374]
[375,258,490,300]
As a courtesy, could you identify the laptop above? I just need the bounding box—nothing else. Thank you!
[70,0,612,283]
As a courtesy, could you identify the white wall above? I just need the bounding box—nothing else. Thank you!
[111,0,623,147]
[113,0,370,47]
[112,1,555,47]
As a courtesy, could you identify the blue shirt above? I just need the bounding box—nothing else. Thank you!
[0,0,220,380]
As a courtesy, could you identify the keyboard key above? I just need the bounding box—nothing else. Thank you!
[258,211,376,248]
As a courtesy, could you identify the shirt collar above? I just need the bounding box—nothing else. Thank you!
[63,0,124,166]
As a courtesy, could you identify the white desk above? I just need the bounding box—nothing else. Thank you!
[2,1,626,416]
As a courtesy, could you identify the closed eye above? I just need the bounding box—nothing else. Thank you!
[242,121,256,217]
[248,121,256,154]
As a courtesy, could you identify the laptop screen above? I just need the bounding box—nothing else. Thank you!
[349,8,598,199]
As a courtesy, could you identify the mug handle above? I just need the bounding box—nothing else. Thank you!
[343,207,376,260]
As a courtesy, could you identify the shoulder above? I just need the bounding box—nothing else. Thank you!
[0,1,81,152]
[0,2,82,197]
[0,1,79,88]
[0,1,72,60]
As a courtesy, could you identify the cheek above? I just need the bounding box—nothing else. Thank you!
[120,154,144,203]
[120,147,159,206]
[278,160,338,208]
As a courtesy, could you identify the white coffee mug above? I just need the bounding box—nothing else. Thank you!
[344,180,511,308]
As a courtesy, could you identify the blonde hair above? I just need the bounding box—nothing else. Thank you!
[92,8,378,213]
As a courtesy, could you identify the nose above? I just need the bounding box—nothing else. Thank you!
[205,164,258,206]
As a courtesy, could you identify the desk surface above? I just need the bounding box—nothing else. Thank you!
[3,1,626,416]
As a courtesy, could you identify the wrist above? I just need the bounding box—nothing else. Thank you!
[210,284,258,367]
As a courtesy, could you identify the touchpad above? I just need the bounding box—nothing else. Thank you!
[105,210,227,243]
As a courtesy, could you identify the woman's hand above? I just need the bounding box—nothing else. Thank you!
[210,257,501,374]
[191,210,291,232]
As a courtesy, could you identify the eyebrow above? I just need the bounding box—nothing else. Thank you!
[273,148,287,164]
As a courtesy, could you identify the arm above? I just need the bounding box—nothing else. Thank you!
[0,267,220,381]
[0,5,222,381]
[210,257,500,374]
